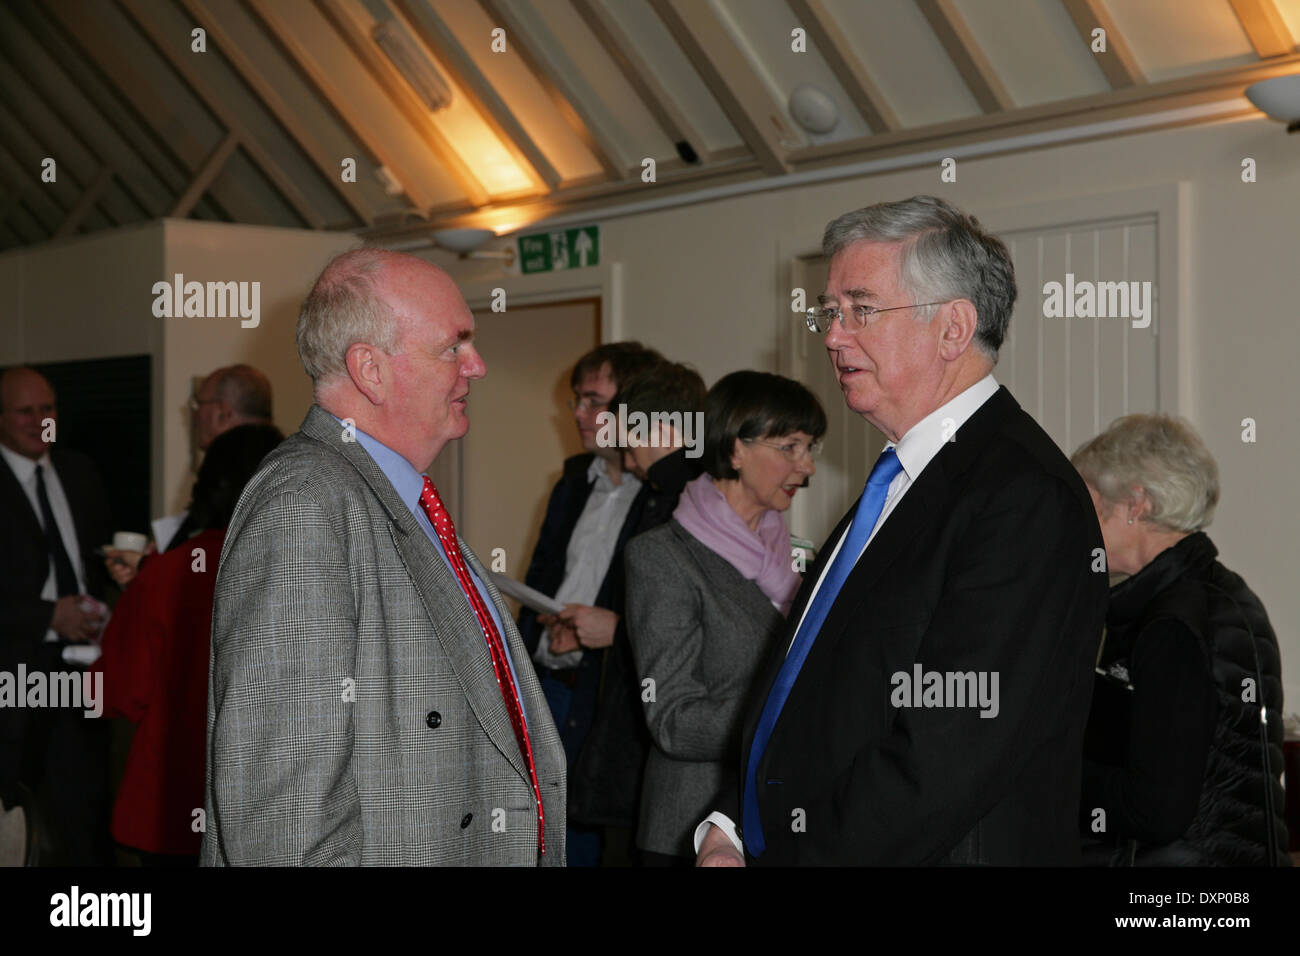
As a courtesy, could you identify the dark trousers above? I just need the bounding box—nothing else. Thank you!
[539,666,603,866]
[21,647,112,866]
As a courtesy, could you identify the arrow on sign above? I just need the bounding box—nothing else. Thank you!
[573,230,593,267]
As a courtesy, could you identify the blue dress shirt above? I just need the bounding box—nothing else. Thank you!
[331,415,527,717]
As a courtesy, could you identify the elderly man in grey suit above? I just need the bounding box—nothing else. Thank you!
[201,249,566,866]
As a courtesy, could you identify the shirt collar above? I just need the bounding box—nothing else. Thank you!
[892,374,999,482]
[0,442,51,484]
[587,454,640,494]
[327,414,425,513]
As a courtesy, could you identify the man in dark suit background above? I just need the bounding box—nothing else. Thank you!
[516,341,661,865]
[565,361,705,858]
[696,195,1108,865]
[0,366,115,864]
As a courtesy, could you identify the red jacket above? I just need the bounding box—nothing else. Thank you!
[94,528,224,855]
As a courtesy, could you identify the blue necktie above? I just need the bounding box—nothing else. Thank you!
[742,446,904,857]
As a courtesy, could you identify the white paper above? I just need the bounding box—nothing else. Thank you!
[489,573,565,616]
[151,511,188,551]
[62,643,103,666]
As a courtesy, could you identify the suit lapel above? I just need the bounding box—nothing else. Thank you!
[297,406,529,779]
[0,454,45,550]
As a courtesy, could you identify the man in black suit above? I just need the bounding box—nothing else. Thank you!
[696,196,1108,865]
[0,366,115,864]
[516,342,662,865]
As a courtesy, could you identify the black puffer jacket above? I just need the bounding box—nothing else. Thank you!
[1083,532,1289,865]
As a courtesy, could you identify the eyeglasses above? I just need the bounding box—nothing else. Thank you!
[188,397,221,412]
[567,396,609,413]
[805,300,951,334]
[743,437,823,462]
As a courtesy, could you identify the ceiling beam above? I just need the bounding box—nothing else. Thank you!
[477,0,627,180]
[5,0,217,221]
[244,0,443,216]
[178,0,376,226]
[171,132,238,217]
[5,198,49,244]
[54,164,113,237]
[787,0,899,133]
[365,50,1300,245]
[915,0,1015,112]
[395,0,559,190]
[116,0,325,230]
[1061,0,1145,88]
[649,0,795,175]
[0,46,141,227]
[795,52,1300,166]
[1229,0,1296,58]
[312,0,493,207]
[42,0,265,224]
[570,0,714,162]
[0,134,68,235]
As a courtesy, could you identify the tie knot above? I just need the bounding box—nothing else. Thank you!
[867,447,903,488]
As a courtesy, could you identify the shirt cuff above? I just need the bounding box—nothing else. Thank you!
[694,812,744,856]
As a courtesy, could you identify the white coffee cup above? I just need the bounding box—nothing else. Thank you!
[112,531,149,553]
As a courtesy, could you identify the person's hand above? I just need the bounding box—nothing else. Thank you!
[548,622,580,655]
[103,542,152,587]
[49,595,101,642]
[558,605,618,649]
[696,824,745,867]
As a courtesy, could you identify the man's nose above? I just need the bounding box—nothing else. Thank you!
[823,314,851,350]
[462,347,487,379]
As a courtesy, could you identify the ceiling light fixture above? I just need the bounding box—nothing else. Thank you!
[373,19,452,113]
[1245,74,1300,133]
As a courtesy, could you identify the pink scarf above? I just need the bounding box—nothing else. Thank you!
[672,474,800,617]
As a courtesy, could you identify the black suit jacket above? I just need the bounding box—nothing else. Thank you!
[0,447,113,782]
[727,386,1108,865]
[517,453,644,658]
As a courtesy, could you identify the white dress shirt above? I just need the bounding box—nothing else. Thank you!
[1,443,89,642]
[534,456,641,669]
[695,374,1000,856]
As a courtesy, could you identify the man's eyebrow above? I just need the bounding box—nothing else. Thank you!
[819,288,878,304]
[440,327,474,349]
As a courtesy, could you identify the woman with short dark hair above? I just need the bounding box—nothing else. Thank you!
[624,371,826,864]
[1073,414,1288,866]
[94,423,283,865]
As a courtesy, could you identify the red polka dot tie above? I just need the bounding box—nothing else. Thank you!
[419,477,546,855]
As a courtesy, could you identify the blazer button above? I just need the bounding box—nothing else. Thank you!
[461,813,473,829]
[425,711,442,729]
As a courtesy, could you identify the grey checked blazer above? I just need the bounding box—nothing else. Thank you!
[200,405,565,866]
[624,520,785,857]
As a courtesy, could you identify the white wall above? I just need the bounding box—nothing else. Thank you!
[445,114,1300,710]
[0,222,164,366]
[160,220,356,511]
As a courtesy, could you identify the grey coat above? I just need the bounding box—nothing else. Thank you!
[200,405,566,866]
[624,520,786,857]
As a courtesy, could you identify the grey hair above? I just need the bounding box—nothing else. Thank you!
[822,195,1016,360]
[1071,413,1220,532]
[297,249,403,385]
[208,364,272,419]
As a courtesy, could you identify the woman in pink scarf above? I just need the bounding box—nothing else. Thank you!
[624,371,826,865]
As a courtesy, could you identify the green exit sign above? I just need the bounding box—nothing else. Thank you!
[518,225,599,274]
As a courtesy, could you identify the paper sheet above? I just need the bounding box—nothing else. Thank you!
[489,573,565,616]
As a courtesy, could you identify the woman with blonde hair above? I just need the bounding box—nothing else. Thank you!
[1073,413,1288,866]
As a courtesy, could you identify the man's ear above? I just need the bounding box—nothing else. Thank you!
[346,342,387,405]
[938,299,979,361]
